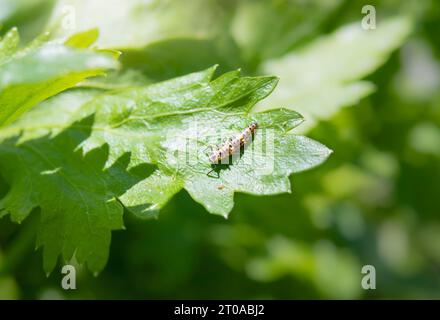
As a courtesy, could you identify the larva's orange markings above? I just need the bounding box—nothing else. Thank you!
[208,122,258,165]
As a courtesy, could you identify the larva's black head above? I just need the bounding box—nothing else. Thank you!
[250,122,258,130]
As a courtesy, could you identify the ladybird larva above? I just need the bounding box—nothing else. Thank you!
[208,122,258,164]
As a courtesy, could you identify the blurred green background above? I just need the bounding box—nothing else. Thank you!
[0,0,439,299]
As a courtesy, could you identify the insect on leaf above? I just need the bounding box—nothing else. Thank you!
[0,66,331,273]
[77,66,333,217]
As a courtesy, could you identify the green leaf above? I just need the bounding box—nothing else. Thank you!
[0,0,55,42]
[0,107,149,274]
[0,67,331,272]
[64,28,99,49]
[231,0,342,69]
[120,36,242,82]
[254,17,412,132]
[76,66,332,217]
[0,28,20,65]
[0,28,119,127]
[48,0,226,49]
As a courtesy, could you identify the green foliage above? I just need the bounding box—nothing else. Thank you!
[0,117,145,274]
[0,249,19,299]
[48,0,226,49]
[246,236,361,299]
[0,0,438,300]
[93,67,330,217]
[0,0,54,41]
[0,27,118,126]
[230,0,343,68]
[256,17,412,132]
[0,66,330,272]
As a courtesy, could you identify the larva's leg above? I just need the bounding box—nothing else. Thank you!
[207,168,220,179]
